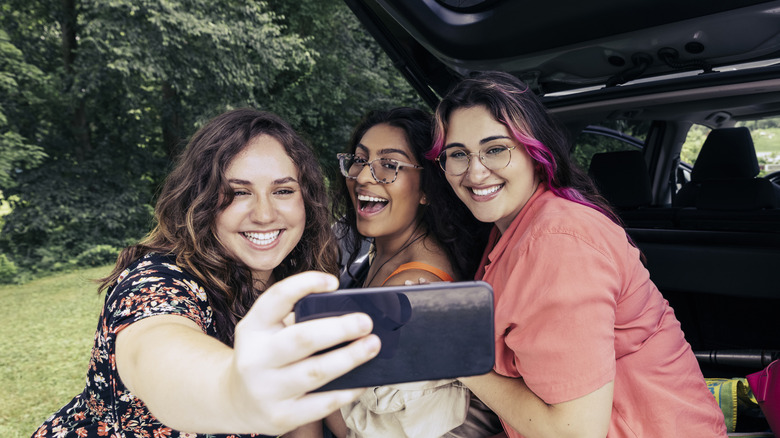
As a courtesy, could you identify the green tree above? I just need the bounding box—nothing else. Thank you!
[76,0,316,156]
[266,0,424,171]
[0,0,319,274]
[0,0,423,277]
[0,28,47,190]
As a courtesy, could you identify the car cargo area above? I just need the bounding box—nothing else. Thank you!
[345,0,780,434]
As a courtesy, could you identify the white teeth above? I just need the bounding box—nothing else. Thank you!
[472,185,502,196]
[357,194,388,203]
[243,231,280,245]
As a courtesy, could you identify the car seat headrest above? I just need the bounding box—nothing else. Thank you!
[589,150,652,209]
[692,127,759,181]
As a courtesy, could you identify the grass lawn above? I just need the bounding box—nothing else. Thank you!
[753,129,780,155]
[0,265,110,438]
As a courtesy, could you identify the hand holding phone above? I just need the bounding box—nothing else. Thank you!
[294,281,495,392]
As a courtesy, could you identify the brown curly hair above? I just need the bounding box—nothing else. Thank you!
[99,109,339,345]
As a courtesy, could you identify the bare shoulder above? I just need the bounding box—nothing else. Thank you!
[407,236,454,269]
[382,268,450,287]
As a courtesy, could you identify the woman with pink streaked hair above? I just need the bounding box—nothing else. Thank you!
[432,71,728,438]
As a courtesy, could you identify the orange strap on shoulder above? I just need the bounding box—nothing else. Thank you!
[381,262,454,285]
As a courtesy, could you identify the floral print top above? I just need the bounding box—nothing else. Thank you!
[31,253,271,438]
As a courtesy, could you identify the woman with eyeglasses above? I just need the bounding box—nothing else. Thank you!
[335,108,490,290]
[284,108,497,438]
[430,72,728,438]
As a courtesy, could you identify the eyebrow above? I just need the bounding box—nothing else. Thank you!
[356,143,413,160]
[228,176,299,185]
[444,135,513,150]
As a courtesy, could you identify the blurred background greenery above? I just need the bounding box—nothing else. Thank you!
[1,1,424,434]
[0,0,424,284]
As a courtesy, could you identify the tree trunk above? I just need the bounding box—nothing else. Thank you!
[162,81,185,159]
[62,0,91,158]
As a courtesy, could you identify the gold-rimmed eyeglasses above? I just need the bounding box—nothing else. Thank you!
[435,145,517,175]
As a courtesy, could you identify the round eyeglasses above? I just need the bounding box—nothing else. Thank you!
[337,153,423,184]
[435,145,517,175]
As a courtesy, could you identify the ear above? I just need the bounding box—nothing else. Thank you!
[420,195,428,205]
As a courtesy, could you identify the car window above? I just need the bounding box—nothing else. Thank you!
[738,119,780,178]
[675,125,710,189]
[681,119,780,178]
[571,120,649,171]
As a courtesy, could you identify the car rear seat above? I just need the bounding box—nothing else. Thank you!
[588,149,677,228]
[674,127,780,233]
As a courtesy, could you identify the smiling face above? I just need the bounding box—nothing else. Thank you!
[346,123,426,244]
[215,134,306,284]
[443,105,539,233]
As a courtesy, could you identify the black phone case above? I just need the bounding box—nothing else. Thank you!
[294,280,495,392]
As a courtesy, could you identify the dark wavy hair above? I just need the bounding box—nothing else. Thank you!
[99,109,339,345]
[429,71,621,225]
[333,107,490,282]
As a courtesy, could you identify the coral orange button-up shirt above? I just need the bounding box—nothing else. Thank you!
[476,185,727,438]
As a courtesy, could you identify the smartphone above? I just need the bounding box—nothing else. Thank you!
[294,280,495,392]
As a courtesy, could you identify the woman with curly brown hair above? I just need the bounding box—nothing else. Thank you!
[31,109,380,438]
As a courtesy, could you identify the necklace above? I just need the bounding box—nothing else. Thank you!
[363,230,426,287]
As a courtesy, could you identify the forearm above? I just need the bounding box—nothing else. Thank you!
[461,372,612,438]
[116,272,382,436]
[461,372,559,438]
[117,316,251,433]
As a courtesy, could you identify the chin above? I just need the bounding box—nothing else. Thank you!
[246,257,286,274]
[472,211,499,224]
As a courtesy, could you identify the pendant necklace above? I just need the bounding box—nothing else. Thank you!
[363,230,426,287]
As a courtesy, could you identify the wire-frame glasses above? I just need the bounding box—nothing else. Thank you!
[435,145,517,175]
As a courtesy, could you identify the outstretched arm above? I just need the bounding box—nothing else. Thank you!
[460,371,613,438]
[116,271,381,436]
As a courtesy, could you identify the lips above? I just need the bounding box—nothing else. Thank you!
[357,193,388,214]
[242,230,281,245]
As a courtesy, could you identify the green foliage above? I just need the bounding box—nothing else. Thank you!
[681,125,711,165]
[0,28,48,189]
[0,253,18,284]
[0,158,155,273]
[0,0,423,275]
[76,0,316,153]
[572,134,636,171]
[738,118,780,131]
[571,120,650,170]
[74,244,121,267]
[265,0,425,171]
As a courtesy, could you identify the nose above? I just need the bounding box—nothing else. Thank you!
[250,195,277,223]
[355,163,375,184]
[464,154,492,182]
